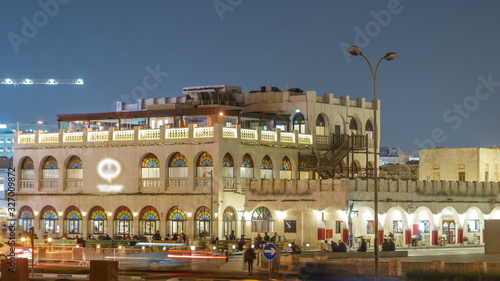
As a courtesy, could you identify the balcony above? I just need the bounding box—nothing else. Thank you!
[16,124,313,148]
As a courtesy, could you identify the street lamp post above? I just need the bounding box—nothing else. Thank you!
[348,46,397,280]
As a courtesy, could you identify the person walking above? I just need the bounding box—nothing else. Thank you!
[244,244,256,274]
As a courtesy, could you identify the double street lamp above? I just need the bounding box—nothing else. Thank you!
[348,46,397,280]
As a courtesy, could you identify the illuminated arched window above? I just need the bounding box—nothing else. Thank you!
[251,206,273,233]
[280,156,292,179]
[141,153,160,177]
[64,205,82,237]
[195,206,211,237]
[19,206,34,232]
[114,206,133,237]
[20,157,34,180]
[197,152,213,177]
[139,206,160,236]
[316,115,325,136]
[42,156,59,180]
[222,153,234,178]
[260,155,273,179]
[293,113,306,134]
[168,153,187,176]
[350,162,359,175]
[166,206,187,235]
[66,155,83,189]
[40,205,58,233]
[222,206,236,237]
[89,206,107,235]
[240,154,254,179]
[365,162,374,177]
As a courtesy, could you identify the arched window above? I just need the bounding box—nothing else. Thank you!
[260,155,273,179]
[167,153,188,188]
[114,206,133,237]
[139,206,160,237]
[222,206,236,237]
[195,206,211,237]
[19,206,34,232]
[222,153,234,177]
[66,155,83,189]
[196,152,213,179]
[280,156,292,180]
[293,113,306,134]
[89,206,107,235]
[20,157,34,180]
[350,162,359,176]
[42,156,58,179]
[251,206,273,233]
[63,205,82,237]
[40,205,58,233]
[316,115,325,136]
[141,153,160,188]
[240,154,254,179]
[166,206,187,236]
[365,162,374,177]
[349,119,358,134]
[365,120,373,139]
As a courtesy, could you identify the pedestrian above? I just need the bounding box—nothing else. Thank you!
[357,239,367,252]
[389,238,396,251]
[330,240,339,252]
[230,230,236,240]
[382,238,390,251]
[291,242,302,254]
[244,244,256,274]
[254,233,262,249]
[238,235,246,251]
[338,240,347,252]
[263,232,270,244]
[321,240,332,253]
[152,230,162,241]
[270,232,278,243]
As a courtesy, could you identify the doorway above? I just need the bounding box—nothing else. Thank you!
[442,220,455,244]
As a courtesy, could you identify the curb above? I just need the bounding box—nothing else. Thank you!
[33,273,144,280]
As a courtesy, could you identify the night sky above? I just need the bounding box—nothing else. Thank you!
[1,1,500,156]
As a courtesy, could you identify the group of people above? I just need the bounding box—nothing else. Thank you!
[253,232,279,249]
[320,240,349,253]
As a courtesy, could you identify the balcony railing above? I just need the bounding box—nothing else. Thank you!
[17,126,313,146]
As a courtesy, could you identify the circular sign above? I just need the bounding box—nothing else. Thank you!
[263,243,277,260]
[97,158,121,182]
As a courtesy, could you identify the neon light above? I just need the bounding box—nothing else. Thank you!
[167,254,227,259]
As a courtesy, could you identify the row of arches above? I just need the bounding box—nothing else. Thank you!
[18,152,294,182]
[18,205,275,239]
[293,112,373,137]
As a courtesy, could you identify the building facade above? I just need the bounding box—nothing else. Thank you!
[12,85,378,244]
[419,147,500,182]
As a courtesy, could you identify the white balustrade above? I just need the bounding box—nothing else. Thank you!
[280,132,295,143]
[139,129,160,140]
[88,131,109,142]
[18,134,35,144]
[166,128,189,139]
[194,127,214,138]
[63,132,84,143]
[222,127,237,138]
[261,131,277,142]
[39,133,59,143]
[113,130,134,141]
[298,134,313,144]
[241,129,257,140]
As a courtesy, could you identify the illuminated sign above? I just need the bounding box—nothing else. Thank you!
[97,158,123,192]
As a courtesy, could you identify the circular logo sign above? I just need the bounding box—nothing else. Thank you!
[97,158,121,183]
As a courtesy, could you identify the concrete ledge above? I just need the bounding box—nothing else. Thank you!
[294,250,408,259]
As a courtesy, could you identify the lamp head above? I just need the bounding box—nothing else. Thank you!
[384,52,397,61]
[348,46,363,56]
